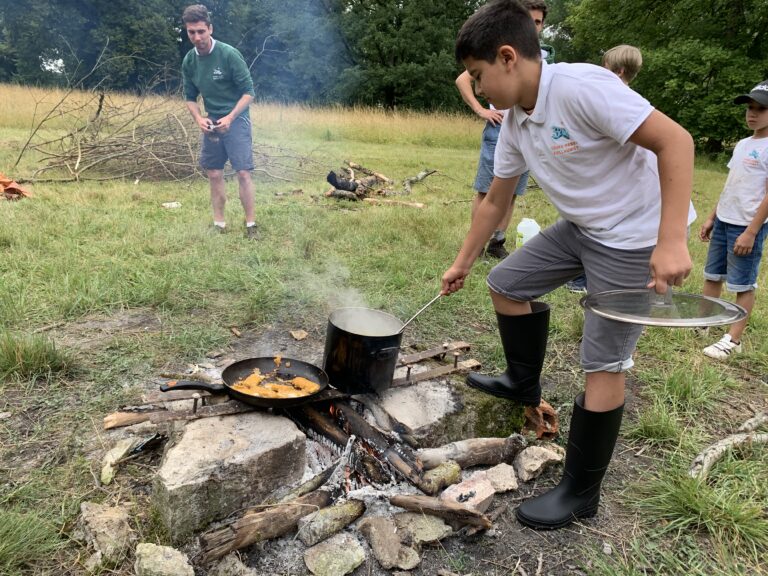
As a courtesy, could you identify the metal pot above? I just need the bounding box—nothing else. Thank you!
[322,307,404,394]
[159,356,329,409]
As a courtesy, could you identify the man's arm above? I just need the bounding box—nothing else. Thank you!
[185,100,213,133]
[213,94,254,131]
[628,109,694,293]
[456,71,504,126]
[441,175,520,295]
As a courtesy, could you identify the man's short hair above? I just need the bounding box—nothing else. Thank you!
[602,45,643,84]
[182,4,211,25]
[521,0,548,21]
[456,0,542,63]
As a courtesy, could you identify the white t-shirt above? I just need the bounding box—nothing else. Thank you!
[494,62,696,249]
[717,136,768,226]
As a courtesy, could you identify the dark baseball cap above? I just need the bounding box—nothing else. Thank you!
[734,80,768,106]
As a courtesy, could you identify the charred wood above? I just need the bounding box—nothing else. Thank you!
[200,489,333,563]
[389,494,492,530]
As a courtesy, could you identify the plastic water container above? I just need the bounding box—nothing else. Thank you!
[516,218,540,248]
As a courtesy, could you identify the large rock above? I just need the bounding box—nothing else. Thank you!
[358,516,420,571]
[304,532,366,576]
[153,412,306,541]
[77,502,136,569]
[134,543,194,576]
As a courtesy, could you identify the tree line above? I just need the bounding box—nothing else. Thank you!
[1,0,766,151]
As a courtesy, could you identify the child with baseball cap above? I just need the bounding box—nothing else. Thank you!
[699,80,768,359]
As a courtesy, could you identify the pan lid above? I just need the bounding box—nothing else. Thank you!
[581,289,748,327]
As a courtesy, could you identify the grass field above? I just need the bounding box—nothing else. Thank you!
[1,83,766,575]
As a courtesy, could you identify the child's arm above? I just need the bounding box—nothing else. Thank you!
[441,176,520,295]
[734,181,768,255]
[699,207,717,241]
[628,109,694,292]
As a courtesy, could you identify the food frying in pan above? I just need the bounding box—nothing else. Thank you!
[231,368,321,398]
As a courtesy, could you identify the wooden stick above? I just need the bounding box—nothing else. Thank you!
[362,198,424,208]
[103,401,253,430]
[417,434,527,470]
[389,494,492,529]
[689,432,768,479]
[200,489,333,563]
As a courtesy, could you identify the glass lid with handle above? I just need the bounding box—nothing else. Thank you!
[580,289,748,327]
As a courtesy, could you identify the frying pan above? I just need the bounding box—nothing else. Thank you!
[159,356,329,409]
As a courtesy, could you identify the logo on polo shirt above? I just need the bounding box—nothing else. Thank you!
[550,125,580,156]
[213,67,223,80]
[551,126,570,140]
[749,149,760,159]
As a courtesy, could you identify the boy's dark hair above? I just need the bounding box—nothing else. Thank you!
[522,0,548,21]
[456,0,541,63]
[182,4,211,25]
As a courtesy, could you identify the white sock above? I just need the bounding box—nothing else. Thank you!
[246,221,256,228]
[214,221,226,228]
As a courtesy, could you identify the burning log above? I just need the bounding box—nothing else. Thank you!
[417,434,527,470]
[389,495,492,530]
[296,500,366,546]
[296,405,351,446]
[262,462,338,506]
[200,489,334,563]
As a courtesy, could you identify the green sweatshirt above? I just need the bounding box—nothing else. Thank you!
[182,40,255,118]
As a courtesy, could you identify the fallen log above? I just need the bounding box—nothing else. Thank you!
[389,494,492,530]
[296,499,366,546]
[200,489,334,563]
[345,161,393,184]
[418,434,527,470]
[325,187,361,201]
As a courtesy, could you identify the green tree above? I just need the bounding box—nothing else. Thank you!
[562,0,768,151]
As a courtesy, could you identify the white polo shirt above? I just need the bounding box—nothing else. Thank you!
[494,62,696,249]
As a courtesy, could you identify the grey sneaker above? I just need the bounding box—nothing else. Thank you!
[486,238,509,259]
[212,224,227,234]
[246,224,259,240]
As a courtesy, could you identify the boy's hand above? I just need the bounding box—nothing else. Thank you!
[647,241,691,293]
[699,218,714,241]
[477,108,504,126]
[734,230,756,255]
[441,265,471,295]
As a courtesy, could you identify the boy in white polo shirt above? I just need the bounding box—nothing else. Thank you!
[441,0,696,530]
[699,80,768,360]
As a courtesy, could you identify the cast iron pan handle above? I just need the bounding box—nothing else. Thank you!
[159,380,228,394]
[371,347,400,361]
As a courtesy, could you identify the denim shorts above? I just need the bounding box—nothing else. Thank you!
[199,114,254,172]
[703,217,767,292]
[473,121,528,196]
[486,219,654,373]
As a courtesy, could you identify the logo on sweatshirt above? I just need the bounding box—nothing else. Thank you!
[212,67,223,80]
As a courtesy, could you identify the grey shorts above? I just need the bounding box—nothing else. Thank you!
[487,219,654,372]
[199,114,254,172]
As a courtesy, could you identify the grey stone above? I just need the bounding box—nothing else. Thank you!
[134,543,194,576]
[393,512,453,546]
[304,532,366,576]
[513,444,564,483]
[78,502,136,567]
[358,516,420,570]
[153,412,306,541]
[484,462,519,492]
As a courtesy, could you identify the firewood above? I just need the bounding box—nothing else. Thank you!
[418,434,527,470]
[326,188,360,201]
[419,460,461,495]
[102,400,253,430]
[296,500,366,546]
[389,494,492,529]
[345,161,393,184]
[261,461,338,505]
[402,169,437,194]
[200,489,333,563]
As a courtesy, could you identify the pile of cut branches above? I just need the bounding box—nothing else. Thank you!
[18,92,324,183]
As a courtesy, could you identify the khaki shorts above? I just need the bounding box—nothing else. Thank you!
[487,219,654,372]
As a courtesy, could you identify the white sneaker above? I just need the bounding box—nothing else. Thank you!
[703,334,742,360]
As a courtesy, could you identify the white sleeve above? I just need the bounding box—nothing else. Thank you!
[493,114,527,178]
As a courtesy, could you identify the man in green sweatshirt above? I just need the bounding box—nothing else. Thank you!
[182,4,258,239]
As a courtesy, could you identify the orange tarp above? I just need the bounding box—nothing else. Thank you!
[0,173,32,200]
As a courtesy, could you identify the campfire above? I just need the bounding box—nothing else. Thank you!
[94,337,561,574]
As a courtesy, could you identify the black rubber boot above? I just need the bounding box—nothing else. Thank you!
[485,238,509,259]
[465,302,549,405]
[516,393,624,529]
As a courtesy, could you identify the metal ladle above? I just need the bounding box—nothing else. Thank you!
[399,293,442,333]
